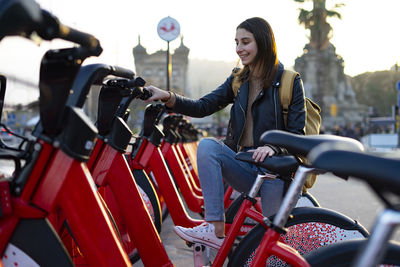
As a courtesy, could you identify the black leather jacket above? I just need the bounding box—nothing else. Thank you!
[171,62,306,152]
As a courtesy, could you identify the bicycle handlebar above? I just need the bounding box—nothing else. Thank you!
[39,10,102,56]
[0,0,103,56]
[126,77,146,88]
[109,66,136,80]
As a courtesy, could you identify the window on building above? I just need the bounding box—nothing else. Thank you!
[144,69,152,76]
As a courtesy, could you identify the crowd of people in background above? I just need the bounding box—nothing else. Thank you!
[201,120,399,143]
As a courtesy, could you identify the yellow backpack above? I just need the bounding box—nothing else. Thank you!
[232,69,322,193]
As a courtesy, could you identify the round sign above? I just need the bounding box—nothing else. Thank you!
[157,16,180,42]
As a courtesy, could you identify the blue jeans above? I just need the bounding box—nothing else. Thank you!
[196,138,285,222]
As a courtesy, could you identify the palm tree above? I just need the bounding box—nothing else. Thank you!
[295,0,344,50]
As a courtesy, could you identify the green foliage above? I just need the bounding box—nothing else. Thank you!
[351,71,400,116]
[294,0,344,49]
[295,0,344,27]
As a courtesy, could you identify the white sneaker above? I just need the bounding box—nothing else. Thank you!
[174,222,224,250]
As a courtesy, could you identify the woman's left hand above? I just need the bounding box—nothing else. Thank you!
[248,146,275,163]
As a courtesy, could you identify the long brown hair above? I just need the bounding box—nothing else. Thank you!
[235,17,278,89]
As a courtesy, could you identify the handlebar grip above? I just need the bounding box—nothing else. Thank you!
[140,88,152,100]
[39,10,103,56]
[59,25,102,55]
[109,66,135,79]
[126,76,146,88]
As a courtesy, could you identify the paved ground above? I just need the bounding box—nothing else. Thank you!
[133,172,400,266]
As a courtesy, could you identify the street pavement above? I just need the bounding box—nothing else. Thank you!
[133,172,400,267]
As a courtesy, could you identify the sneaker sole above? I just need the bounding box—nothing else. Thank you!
[173,227,221,250]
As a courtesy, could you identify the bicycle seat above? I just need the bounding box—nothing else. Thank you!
[260,130,364,157]
[235,152,299,177]
[308,143,400,196]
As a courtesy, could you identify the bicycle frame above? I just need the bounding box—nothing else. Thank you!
[129,133,203,228]
[164,140,203,196]
[178,140,200,188]
[211,173,270,266]
[250,166,314,267]
[87,134,174,267]
[162,113,244,210]
[1,136,131,267]
[160,140,204,213]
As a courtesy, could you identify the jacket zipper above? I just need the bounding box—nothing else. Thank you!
[237,93,246,151]
[274,86,278,129]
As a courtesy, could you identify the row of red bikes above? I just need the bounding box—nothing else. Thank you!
[0,0,399,266]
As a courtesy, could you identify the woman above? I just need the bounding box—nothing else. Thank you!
[145,17,305,249]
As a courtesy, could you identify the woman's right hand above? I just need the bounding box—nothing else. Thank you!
[145,85,171,102]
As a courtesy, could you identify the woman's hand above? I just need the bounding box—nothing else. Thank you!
[248,145,275,162]
[145,85,171,102]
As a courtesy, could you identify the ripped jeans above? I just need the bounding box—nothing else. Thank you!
[196,137,285,222]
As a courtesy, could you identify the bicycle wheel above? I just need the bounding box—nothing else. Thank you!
[2,219,73,267]
[304,239,400,267]
[227,207,369,266]
[132,169,162,233]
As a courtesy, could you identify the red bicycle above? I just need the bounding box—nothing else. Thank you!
[0,1,132,266]
[228,130,370,266]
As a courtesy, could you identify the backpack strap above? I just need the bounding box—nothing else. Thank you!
[279,70,299,128]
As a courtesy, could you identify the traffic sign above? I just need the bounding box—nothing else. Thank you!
[157,17,180,42]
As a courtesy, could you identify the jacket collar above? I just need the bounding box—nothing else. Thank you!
[236,61,284,109]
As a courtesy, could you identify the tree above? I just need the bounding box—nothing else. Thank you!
[294,0,344,50]
[351,70,400,117]
[294,0,344,118]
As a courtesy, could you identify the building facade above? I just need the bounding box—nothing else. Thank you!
[132,37,189,96]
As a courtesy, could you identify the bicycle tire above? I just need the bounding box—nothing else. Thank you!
[304,239,400,267]
[228,207,369,267]
[2,219,73,267]
[133,169,162,233]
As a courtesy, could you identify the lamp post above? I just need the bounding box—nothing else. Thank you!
[157,16,180,91]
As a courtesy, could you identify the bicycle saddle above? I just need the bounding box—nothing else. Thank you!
[260,130,364,157]
[308,143,400,196]
[235,153,299,177]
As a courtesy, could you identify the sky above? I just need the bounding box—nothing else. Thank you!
[0,0,400,104]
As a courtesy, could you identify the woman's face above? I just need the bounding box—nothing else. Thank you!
[235,28,258,66]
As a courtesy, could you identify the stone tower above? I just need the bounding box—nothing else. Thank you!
[132,36,190,96]
[294,0,365,129]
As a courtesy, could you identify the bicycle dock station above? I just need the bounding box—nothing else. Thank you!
[1,1,400,267]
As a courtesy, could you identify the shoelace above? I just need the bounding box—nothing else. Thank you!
[192,222,211,233]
